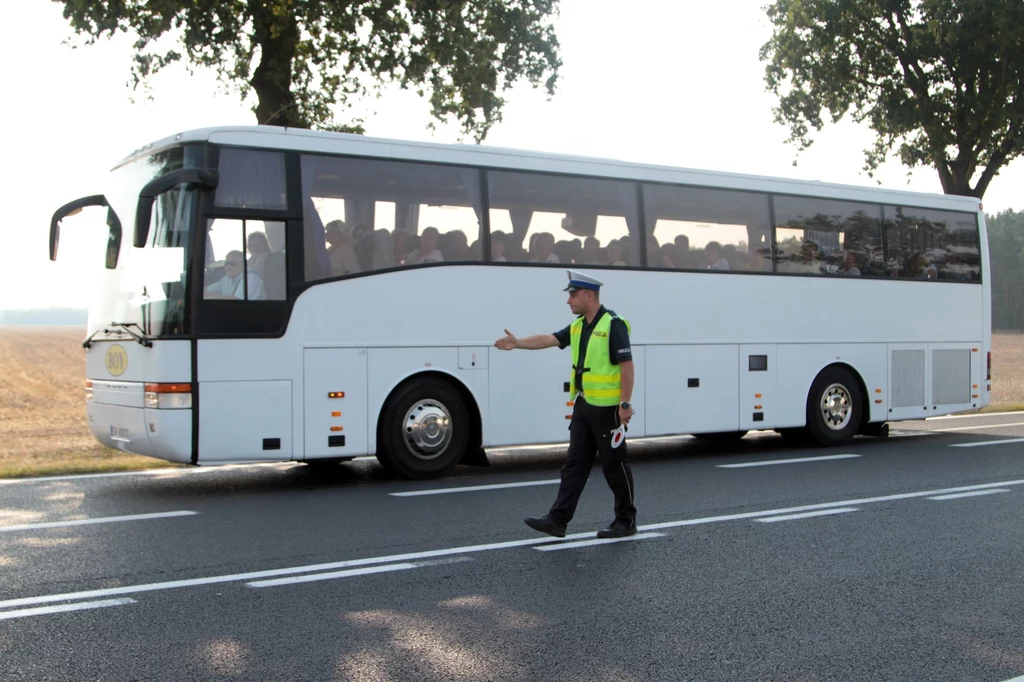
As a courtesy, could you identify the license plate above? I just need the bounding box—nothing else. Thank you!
[109,425,130,442]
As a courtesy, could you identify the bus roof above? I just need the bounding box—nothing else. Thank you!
[118,125,982,213]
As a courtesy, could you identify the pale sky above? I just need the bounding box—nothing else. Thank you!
[2,0,1021,310]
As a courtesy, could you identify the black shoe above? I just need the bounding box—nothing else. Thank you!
[524,515,567,538]
[596,522,637,539]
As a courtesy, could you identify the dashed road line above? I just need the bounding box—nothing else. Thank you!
[950,438,1024,448]
[717,454,861,469]
[247,557,473,588]
[534,533,665,551]
[0,511,199,533]
[0,598,136,621]
[928,489,1010,501]
[756,508,859,523]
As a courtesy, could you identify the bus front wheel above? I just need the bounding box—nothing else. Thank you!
[806,366,863,447]
[378,378,469,480]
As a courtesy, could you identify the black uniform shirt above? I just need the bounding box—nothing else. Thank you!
[552,306,633,392]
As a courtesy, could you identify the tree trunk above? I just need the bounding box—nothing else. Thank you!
[249,2,303,128]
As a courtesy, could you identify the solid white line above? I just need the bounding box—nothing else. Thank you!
[928,489,1010,501]
[0,510,198,533]
[717,454,861,468]
[390,479,559,497]
[248,563,417,587]
[756,508,859,523]
[950,438,1024,448]
[929,410,1024,420]
[936,421,1024,432]
[8,477,1024,610]
[999,675,1024,682]
[534,532,665,551]
[0,598,136,621]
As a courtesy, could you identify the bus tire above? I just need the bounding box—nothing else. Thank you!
[377,378,469,480]
[806,366,863,447]
[694,430,748,442]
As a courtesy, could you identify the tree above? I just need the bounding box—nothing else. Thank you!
[761,0,1024,198]
[56,0,562,141]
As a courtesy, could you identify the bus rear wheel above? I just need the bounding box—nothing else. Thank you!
[378,378,469,480]
[806,366,863,447]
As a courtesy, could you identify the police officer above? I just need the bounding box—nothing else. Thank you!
[494,270,637,539]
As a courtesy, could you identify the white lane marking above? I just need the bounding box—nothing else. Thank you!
[717,454,861,469]
[0,510,199,533]
[0,598,136,621]
[936,421,1024,432]
[639,478,1024,532]
[248,563,417,587]
[1000,675,1024,682]
[534,532,664,551]
[929,410,1024,420]
[756,508,859,523]
[950,438,1024,448]
[390,479,560,497]
[247,557,473,588]
[928,489,1010,501]
[7,477,1024,610]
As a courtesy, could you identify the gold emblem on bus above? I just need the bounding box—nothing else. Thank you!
[105,344,128,377]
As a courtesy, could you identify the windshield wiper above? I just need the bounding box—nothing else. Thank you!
[82,322,154,349]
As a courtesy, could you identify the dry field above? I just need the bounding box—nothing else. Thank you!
[1,327,1023,478]
[0,327,173,477]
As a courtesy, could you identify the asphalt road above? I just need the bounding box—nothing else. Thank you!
[3,413,1024,681]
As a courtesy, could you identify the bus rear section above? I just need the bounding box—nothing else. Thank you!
[85,340,193,463]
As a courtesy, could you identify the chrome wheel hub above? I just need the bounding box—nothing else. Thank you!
[820,383,853,431]
[402,399,453,460]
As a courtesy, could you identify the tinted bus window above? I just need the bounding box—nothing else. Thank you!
[773,197,883,277]
[643,185,772,271]
[487,171,641,266]
[216,148,288,210]
[884,207,981,281]
[301,155,484,281]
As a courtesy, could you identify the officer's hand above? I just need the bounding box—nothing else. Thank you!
[618,406,633,425]
[494,329,517,351]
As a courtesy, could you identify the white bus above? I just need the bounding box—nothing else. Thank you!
[50,126,990,479]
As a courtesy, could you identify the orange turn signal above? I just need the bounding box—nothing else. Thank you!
[144,383,192,393]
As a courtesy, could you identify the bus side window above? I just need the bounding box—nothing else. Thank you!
[885,206,980,282]
[204,219,286,301]
[774,197,884,277]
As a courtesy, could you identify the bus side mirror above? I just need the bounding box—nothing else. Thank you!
[49,195,108,261]
[134,168,218,248]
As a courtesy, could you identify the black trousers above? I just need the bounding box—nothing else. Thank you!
[548,396,637,527]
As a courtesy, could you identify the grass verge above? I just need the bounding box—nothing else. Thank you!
[0,448,184,479]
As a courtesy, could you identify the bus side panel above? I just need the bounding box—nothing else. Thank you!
[304,348,368,459]
[199,380,293,463]
[739,345,777,431]
[775,344,888,427]
[645,345,739,437]
[488,346,570,448]
[887,343,929,422]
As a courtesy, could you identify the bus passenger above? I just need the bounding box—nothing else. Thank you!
[246,231,271,278]
[325,220,361,275]
[406,226,444,264]
[491,232,508,262]
[206,250,265,300]
[705,241,730,270]
[530,232,559,263]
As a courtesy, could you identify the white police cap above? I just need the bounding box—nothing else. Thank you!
[564,270,603,292]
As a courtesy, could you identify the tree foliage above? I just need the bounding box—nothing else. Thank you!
[761,0,1024,198]
[987,209,1024,330]
[56,0,562,140]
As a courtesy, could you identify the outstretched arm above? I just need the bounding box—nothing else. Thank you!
[495,329,559,351]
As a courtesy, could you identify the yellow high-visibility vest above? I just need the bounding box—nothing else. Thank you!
[569,312,631,407]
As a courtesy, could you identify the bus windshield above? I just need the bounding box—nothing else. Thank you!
[94,145,202,337]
